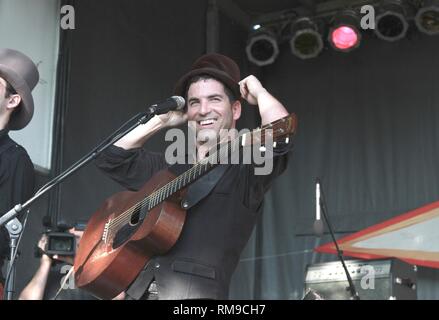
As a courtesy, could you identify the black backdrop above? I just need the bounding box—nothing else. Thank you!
[14,0,439,299]
[230,31,439,299]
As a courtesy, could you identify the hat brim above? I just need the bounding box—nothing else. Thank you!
[0,65,34,130]
[174,67,240,102]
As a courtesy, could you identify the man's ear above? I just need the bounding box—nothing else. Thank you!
[232,100,241,121]
[6,94,21,110]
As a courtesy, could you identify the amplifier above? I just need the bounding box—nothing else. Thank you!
[304,259,417,300]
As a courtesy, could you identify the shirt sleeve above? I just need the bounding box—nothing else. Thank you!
[243,138,294,211]
[95,145,168,191]
[12,151,35,207]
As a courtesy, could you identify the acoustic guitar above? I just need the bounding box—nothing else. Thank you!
[74,113,297,299]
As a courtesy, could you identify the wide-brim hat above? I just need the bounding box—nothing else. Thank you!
[174,53,241,101]
[0,48,39,130]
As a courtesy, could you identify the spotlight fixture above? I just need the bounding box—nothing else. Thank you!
[246,29,279,67]
[290,18,324,60]
[375,0,412,41]
[328,10,362,53]
[415,0,439,35]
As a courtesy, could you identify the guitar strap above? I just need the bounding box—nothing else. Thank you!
[169,163,229,210]
[125,164,228,300]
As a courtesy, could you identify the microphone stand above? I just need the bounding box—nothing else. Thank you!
[4,218,23,300]
[317,178,360,300]
[0,111,155,300]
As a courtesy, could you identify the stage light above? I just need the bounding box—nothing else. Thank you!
[415,0,439,35]
[289,18,323,59]
[246,30,279,67]
[328,10,362,52]
[374,1,411,41]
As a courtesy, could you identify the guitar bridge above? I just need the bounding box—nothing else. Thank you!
[102,220,111,244]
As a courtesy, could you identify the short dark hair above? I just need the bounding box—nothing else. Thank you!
[4,80,17,98]
[185,74,239,104]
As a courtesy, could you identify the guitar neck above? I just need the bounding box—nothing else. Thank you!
[146,143,230,210]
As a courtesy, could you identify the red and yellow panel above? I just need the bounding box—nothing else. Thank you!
[315,200,439,268]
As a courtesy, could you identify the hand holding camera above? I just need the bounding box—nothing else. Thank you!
[35,221,85,265]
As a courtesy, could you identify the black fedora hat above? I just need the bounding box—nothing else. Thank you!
[174,53,241,100]
[0,48,39,130]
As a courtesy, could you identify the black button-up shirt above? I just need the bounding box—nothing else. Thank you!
[0,129,35,283]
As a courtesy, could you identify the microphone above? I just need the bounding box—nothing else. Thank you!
[147,96,185,115]
[313,179,324,236]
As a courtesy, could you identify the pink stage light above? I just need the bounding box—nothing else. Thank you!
[330,26,359,50]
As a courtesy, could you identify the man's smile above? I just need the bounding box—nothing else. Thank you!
[197,118,218,128]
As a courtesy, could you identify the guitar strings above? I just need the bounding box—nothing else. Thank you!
[104,157,215,241]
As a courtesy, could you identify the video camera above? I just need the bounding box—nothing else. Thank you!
[38,217,87,257]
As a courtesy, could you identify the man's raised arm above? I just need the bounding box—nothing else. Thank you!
[239,75,289,126]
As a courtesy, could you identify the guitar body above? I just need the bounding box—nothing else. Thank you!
[74,169,186,300]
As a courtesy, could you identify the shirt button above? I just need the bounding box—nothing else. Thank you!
[154,262,160,269]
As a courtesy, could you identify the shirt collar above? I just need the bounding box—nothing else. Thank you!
[0,128,10,144]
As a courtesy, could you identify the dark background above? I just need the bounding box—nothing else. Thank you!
[11,0,439,299]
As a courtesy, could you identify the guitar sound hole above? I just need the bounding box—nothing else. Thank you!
[130,208,140,226]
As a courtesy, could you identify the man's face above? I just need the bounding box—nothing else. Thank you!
[186,78,241,142]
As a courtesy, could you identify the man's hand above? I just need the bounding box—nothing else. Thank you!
[37,234,52,264]
[157,110,187,128]
[239,75,289,125]
[69,228,84,239]
[37,234,48,252]
[239,75,268,106]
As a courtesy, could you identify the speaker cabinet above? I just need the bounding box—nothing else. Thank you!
[304,259,417,300]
